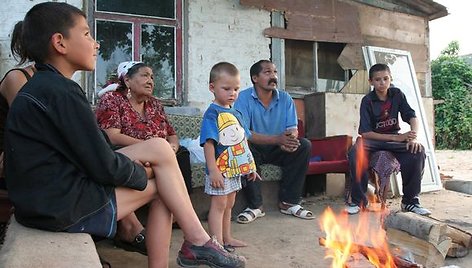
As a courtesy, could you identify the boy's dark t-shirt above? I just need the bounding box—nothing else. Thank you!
[4,64,147,231]
[358,87,416,135]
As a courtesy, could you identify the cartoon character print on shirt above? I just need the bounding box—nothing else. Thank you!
[216,112,256,178]
[375,100,397,132]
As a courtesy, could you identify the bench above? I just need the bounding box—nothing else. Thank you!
[0,216,101,268]
[166,113,289,215]
[167,114,283,188]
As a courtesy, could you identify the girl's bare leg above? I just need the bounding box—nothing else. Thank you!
[223,192,247,247]
[146,196,173,268]
[208,195,227,245]
[115,181,172,268]
[117,138,210,245]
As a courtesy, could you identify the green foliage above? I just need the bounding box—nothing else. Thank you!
[431,41,472,149]
[440,40,459,56]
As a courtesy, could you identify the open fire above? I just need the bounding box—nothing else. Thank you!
[319,139,471,267]
[319,207,397,268]
[319,137,399,267]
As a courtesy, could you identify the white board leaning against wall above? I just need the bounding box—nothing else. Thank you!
[362,46,442,194]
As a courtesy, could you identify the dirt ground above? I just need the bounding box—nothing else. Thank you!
[435,150,472,182]
[96,150,472,268]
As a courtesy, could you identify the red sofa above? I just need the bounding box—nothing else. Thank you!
[306,135,353,175]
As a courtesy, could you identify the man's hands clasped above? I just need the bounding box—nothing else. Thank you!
[278,130,300,153]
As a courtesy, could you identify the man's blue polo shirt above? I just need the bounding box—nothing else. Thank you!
[234,87,298,135]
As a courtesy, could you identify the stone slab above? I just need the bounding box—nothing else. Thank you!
[0,216,101,268]
[444,180,472,195]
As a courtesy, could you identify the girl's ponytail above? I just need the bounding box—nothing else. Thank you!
[10,21,30,65]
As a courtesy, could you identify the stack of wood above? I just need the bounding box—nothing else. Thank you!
[383,211,472,268]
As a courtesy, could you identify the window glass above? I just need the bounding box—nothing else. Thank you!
[317,43,345,80]
[285,40,346,92]
[317,42,346,92]
[96,20,132,89]
[92,0,182,103]
[96,0,175,19]
[141,24,176,99]
[285,39,314,90]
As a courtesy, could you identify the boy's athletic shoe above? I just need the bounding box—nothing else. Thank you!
[345,202,370,215]
[401,203,431,216]
[345,203,361,215]
[177,237,246,267]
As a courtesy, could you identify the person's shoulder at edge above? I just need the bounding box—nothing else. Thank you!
[0,68,28,87]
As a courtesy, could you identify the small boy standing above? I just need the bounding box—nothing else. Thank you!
[200,62,259,251]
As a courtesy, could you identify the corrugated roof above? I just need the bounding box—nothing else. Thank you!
[351,0,448,20]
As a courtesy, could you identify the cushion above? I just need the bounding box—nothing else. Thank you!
[307,160,349,175]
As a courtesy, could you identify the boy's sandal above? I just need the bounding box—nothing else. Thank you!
[237,207,265,224]
[99,255,112,268]
[280,204,315,220]
[114,229,147,256]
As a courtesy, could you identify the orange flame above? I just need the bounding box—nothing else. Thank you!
[319,207,396,268]
[355,138,368,183]
[355,138,381,205]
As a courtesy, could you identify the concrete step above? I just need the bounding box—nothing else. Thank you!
[444,180,472,195]
[0,216,101,268]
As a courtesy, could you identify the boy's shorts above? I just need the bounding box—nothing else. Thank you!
[204,175,241,195]
[65,190,117,238]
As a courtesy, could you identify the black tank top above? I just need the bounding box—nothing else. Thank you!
[0,68,32,153]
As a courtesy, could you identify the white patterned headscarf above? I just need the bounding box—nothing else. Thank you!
[97,61,143,97]
[117,61,143,79]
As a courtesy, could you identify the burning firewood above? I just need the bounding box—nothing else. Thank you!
[385,228,450,268]
[319,237,423,268]
[345,253,376,268]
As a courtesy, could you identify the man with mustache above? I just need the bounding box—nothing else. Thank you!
[234,60,314,223]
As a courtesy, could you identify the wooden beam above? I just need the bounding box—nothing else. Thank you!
[338,44,365,70]
[241,0,362,43]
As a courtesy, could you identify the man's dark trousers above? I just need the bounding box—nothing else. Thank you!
[242,138,311,209]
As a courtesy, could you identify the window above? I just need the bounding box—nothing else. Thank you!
[92,0,182,102]
[284,40,348,93]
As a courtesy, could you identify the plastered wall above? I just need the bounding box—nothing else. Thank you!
[0,0,84,83]
[185,0,270,110]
